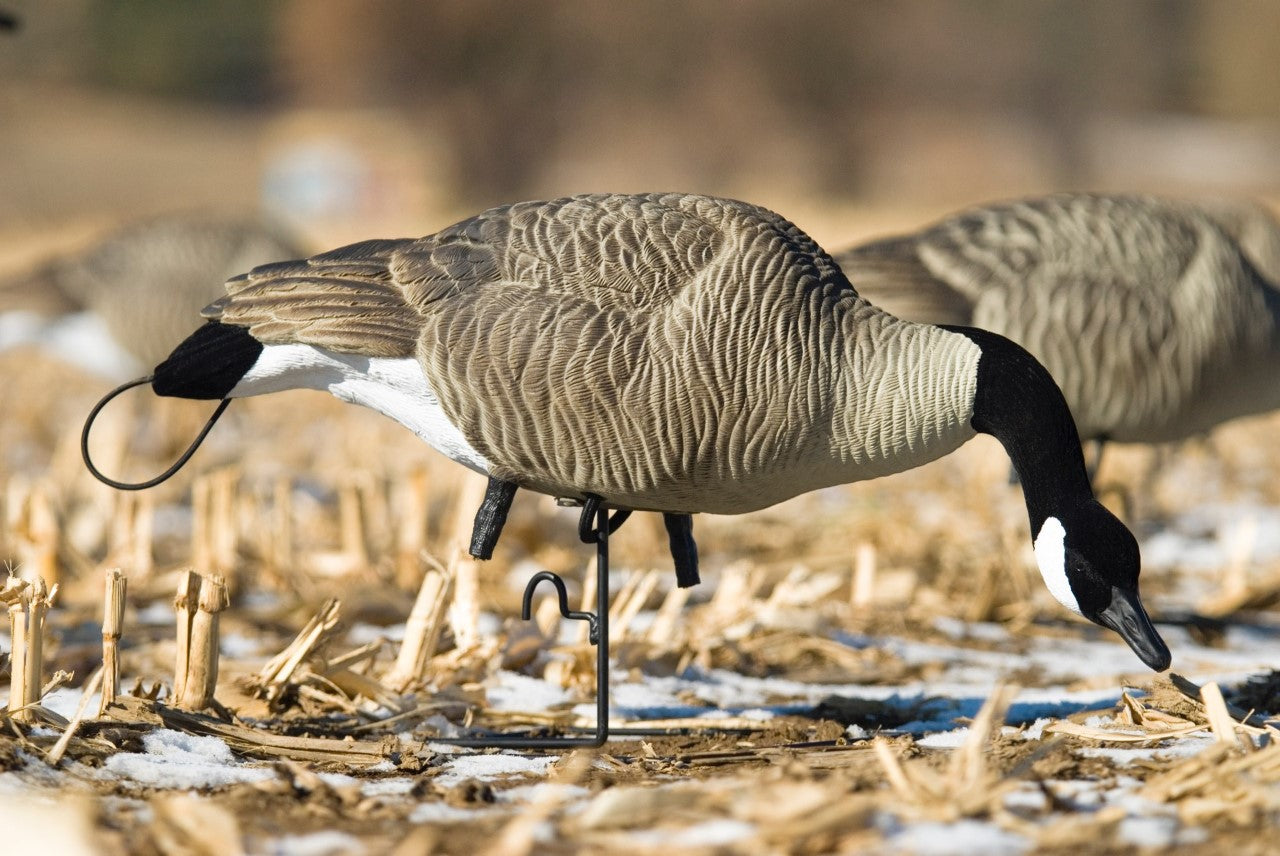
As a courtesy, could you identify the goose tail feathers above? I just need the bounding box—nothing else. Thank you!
[152,321,263,400]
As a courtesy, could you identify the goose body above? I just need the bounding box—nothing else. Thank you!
[835,193,1280,445]
[1,214,302,372]
[201,195,980,514]
[149,192,1170,670]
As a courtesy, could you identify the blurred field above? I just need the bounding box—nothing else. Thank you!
[4,2,1280,854]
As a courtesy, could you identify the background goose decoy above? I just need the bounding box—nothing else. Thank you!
[138,192,1170,670]
[0,213,303,376]
[834,193,1280,474]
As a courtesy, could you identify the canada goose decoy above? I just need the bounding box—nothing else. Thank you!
[0,213,303,375]
[835,193,1280,477]
[97,193,1170,671]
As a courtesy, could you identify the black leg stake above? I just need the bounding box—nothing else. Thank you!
[469,478,518,560]
[438,495,616,749]
[434,495,706,750]
[663,513,700,588]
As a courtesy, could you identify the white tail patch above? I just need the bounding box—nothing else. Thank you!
[1034,516,1081,615]
[230,343,492,475]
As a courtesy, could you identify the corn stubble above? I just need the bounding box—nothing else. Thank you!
[0,365,1279,853]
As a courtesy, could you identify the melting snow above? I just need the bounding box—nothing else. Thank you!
[433,752,558,788]
[917,728,972,749]
[1117,815,1179,848]
[623,819,758,847]
[886,819,1029,855]
[488,670,574,713]
[266,831,366,856]
[103,730,274,789]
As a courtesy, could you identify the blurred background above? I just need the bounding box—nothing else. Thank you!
[2,0,1279,257]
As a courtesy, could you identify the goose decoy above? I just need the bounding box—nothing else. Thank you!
[0,213,303,375]
[835,193,1280,476]
[114,193,1169,670]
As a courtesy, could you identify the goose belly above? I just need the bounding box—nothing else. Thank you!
[229,344,493,475]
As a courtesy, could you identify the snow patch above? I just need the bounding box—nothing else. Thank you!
[266,830,366,856]
[104,730,273,789]
[486,671,573,713]
[624,819,757,847]
[434,753,558,788]
[888,819,1029,855]
[1117,815,1179,848]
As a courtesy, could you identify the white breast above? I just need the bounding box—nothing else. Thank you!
[229,343,492,475]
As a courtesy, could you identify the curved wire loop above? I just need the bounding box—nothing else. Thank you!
[577,494,632,544]
[520,570,600,645]
[81,375,232,491]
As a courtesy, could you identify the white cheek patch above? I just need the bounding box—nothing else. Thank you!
[1034,516,1082,615]
[230,343,492,476]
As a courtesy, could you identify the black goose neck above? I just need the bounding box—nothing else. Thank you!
[943,325,1093,531]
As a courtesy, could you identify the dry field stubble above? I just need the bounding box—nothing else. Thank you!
[3,331,1280,854]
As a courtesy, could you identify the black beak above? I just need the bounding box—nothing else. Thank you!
[1094,586,1171,671]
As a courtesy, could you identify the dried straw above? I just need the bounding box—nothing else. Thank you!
[254,598,341,708]
[5,576,54,723]
[395,469,430,588]
[99,568,126,714]
[210,469,239,573]
[47,665,104,766]
[645,585,690,647]
[609,570,659,643]
[1200,682,1247,749]
[172,569,200,703]
[872,684,1018,820]
[337,480,368,570]
[7,481,59,588]
[447,473,488,651]
[150,794,245,856]
[386,557,453,691]
[176,573,228,710]
[269,476,294,576]
[851,541,876,609]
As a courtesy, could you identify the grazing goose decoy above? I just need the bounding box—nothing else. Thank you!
[118,193,1169,670]
[835,193,1280,475]
[0,213,303,375]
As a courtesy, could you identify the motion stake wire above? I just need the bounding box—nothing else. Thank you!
[81,375,231,491]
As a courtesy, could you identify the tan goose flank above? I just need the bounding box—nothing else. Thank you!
[1,213,302,369]
[836,193,1280,445]
[208,193,982,513]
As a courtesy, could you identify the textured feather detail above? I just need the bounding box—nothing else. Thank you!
[210,193,983,513]
[209,240,420,358]
[836,193,1280,443]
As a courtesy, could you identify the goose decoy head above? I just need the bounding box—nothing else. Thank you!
[1033,500,1170,671]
